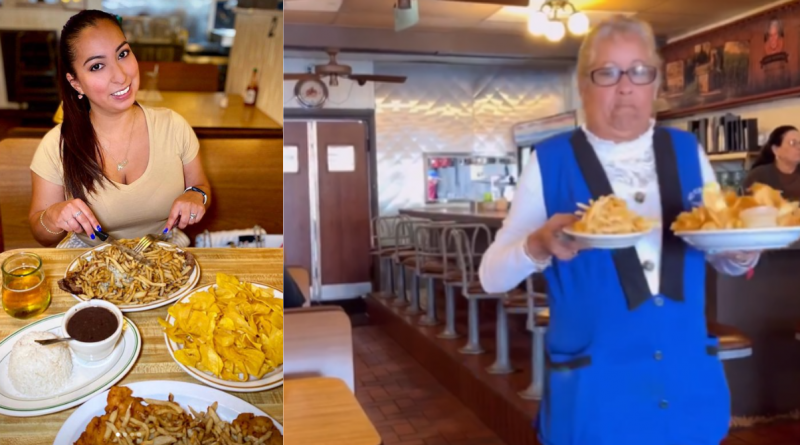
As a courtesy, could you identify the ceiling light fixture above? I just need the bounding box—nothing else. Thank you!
[528,0,589,42]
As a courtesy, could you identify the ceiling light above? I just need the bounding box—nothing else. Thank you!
[545,21,566,42]
[527,10,548,36]
[567,11,589,35]
[527,0,589,42]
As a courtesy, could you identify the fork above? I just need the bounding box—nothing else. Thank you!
[133,234,155,253]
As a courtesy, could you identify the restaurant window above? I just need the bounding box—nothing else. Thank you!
[424,153,517,204]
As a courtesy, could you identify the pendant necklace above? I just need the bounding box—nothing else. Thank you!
[99,107,137,171]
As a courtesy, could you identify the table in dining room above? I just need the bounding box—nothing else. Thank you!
[136,91,282,138]
[0,247,284,445]
[284,377,381,445]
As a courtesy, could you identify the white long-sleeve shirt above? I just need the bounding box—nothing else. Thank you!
[479,124,758,294]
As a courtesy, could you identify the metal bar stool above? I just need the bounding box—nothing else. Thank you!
[518,274,550,400]
[389,216,425,308]
[370,215,405,299]
[407,221,454,324]
[449,227,515,374]
[438,223,492,339]
[707,322,752,360]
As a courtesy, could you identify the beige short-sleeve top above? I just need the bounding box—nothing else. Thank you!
[30,105,200,246]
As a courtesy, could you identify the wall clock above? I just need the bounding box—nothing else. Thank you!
[294,78,328,109]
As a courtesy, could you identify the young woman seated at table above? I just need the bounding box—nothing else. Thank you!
[28,10,211,249]
[744,126,800,200]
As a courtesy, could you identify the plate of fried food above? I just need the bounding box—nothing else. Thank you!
[563,195,657,249]
[160,273,284,392]
[672,182,800,252]
[54,381,283,445]
[59,239,201,312]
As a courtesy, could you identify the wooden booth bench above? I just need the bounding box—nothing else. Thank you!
[0,137,282,251]
[285,306,355,392]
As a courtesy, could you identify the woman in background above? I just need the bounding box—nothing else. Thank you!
[744,125,800,200]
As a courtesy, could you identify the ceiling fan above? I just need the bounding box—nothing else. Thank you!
[283,48,407,86]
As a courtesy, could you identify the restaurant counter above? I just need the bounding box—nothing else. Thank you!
[399,206,507,228]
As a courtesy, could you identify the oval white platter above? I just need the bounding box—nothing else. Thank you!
[53,380,283,445]
[64,241,201,312]
[562,227,652,250]
[675,226,800,252]
[163,282,284,392]
[0,312,141,417]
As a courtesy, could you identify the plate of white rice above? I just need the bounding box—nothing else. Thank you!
[0,312,140,417]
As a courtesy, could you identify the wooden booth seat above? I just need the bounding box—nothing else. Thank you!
[0,137,282,251]
[138,61,220,92]
[285,306,355,392]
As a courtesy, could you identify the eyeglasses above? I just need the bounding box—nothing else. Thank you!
[589,65,658,87]
[786,139,800,147]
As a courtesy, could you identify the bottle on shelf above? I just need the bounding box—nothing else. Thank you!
[244,68,259,106]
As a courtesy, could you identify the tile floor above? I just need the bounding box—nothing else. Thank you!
[352,325,800,445]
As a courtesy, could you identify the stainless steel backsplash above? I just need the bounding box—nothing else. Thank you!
[374,62,574,215]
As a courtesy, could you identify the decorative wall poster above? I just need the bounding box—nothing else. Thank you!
[658,1,800,119]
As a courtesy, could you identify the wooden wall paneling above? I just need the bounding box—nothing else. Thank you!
[225,9,284,125]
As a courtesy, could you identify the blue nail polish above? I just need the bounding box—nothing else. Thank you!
[97,225,102,231]
[163,227,169,233]
[91,234,96,240]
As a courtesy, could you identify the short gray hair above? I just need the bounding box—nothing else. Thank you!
[576,15,662,79]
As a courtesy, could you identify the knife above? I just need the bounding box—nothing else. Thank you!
[94,230,153,266]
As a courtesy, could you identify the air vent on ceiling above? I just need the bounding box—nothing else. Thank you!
[284,0,342,12]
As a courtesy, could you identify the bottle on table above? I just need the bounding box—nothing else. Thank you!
[244,68,259,106]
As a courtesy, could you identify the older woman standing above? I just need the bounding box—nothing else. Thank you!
[480,16,759,445]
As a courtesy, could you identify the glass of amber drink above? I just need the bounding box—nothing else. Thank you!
[2,253,50,319]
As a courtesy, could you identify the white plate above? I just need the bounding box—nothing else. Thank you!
[562,228,651,249]
[64,242,201,312]
[0,313,140,417]
[53,380,283,445]
[164,283,284,392]
[675,226,800,252]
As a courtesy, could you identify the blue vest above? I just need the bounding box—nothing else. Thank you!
[534,128,730,445]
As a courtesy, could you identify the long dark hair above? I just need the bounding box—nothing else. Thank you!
[58,10,123,202]
[751,125,798,170]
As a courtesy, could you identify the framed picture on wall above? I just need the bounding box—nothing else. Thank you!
[657,1,800,118]
[513,111,579,173]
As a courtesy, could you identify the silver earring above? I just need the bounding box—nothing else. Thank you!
[78,93,84,99]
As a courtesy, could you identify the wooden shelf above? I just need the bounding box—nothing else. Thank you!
[708,152,756,162]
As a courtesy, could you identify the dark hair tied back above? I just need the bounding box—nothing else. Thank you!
[58,9,123,202]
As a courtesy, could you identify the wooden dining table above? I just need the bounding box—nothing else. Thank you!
[0,247,284,444]
[136,91,282,138]
[284,377,381,445]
